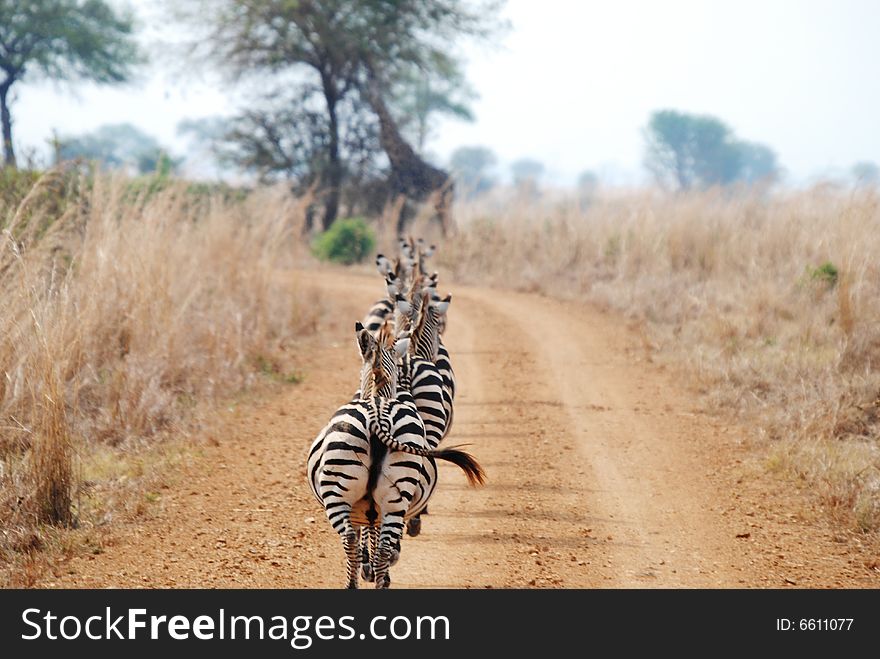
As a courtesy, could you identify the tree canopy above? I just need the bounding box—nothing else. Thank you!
[644,110,779,190]
[59,123,177,175]
[180,0,502,230]
[450,145,497,198]
[852,161,879,186]
[511,158,544,185]
[0,0,140,167]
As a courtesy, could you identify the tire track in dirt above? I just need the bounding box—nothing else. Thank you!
[47,268,880,588]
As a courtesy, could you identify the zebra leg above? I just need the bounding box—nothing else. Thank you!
[343,525,360,589]
[373,512,405,589]
[325,501,360,589]
[361,526,377,582]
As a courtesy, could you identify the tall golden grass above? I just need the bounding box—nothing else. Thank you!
[1,170,313,581]
[441,185,880,533]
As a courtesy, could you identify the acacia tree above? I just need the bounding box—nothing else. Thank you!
[217,91,381,189]
[0,0,139,168]
[644,110,779,190]
[183,0,501,231]
[450,145,497,198]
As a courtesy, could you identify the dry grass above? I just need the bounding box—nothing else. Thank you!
[440,185,880,533]
[0,169,315,584]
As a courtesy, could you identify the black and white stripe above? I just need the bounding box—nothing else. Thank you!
[307,322,483,589]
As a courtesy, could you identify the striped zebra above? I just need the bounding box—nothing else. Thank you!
[363,244,437,337]
[433,300,455,440]
[307,321,484,588]
[362,271,402,334]
[401,293,452,538]
[405,293,451,450]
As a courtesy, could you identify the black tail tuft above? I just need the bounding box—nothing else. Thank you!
[434,447,486,487]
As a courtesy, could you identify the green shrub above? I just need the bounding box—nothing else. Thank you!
[312,217,376,265]
[810,261,839,287]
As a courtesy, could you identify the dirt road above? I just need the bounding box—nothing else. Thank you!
[49,269,879,588]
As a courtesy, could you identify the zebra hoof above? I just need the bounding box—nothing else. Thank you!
[376,574,391,589]
[361,563,374,582]
[406,517,422,537]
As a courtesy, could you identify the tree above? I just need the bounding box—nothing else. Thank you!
[511,158,544,184]
[450,145,496,198]
[220,93,380,186]
[59,123,177,175]
[392,64,475,155]
[644,110,736,189]
[577,170,599,194]
[577,170,599,209]
[0,0,139,168]
[736,141,779,185]
[510,158,544,199]
[644,110,778,190]
[182,0,502,231]
[852,161,879,187]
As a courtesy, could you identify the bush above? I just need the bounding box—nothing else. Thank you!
[810,261,839,287]
[312,217,376,265]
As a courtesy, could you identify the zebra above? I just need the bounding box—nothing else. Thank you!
[405,293,451,449]
[362,266,402,334]
[436,344,455,437]
[400,293,453,538]
[404,272,456,441]
[364,243,437,337]
[307,321,484,588]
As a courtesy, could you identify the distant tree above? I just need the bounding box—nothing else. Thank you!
[736,141,779,185]
[59,123,177,175]
[450,145,496,198]
[644,110,737,189]
[644,110,779,190]
[577,170,599,194]
[510,158,544,199]
[577,170,599,208]
[511,158,544,184]
[0,0,140,168]
[852,161,880,186]
[177,117,229,147]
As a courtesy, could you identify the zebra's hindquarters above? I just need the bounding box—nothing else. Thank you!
[436,340,455,439]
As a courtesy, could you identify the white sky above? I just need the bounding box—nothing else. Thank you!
[12,0,880,185]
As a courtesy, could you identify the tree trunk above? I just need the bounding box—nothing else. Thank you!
[363,71,455,236]
[0,80,16,169]
[321,74,342,231]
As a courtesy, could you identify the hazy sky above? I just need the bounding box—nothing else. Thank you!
[13,0,880,185]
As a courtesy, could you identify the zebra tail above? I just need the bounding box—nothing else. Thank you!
[370,400,485,487]
[432,447,486,487]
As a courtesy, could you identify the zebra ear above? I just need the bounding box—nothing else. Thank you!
[385,273,400,296]
[395,295,412,317]
[376,254,392,276]
[394,336,410,358]
[355,322,375,358]
[434,294,451,315]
